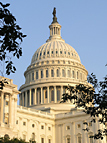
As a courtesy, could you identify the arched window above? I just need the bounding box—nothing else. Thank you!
[48,139,51,143]
[77,134,82,143]
[77,71,79,79]
[89,133,93,143]
[32,72,34,80]
[41,70,43,78]
[67,70,70,77]
[62,69,65,77]
[72,70,75,78]
[36,71,38,79]
[80,73,82,80]
[57,69,59,77]
[46,69,48,78]
[32,133,35,141]
[51,89,54,101]
[57,89,60,101]
[51,69,54,77]
[67,137,70,143]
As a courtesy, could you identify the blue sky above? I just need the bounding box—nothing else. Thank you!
[1,0,107,91]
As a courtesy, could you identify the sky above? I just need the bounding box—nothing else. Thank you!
[1,0,107,92]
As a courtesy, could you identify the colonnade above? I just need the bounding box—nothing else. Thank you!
[0,92,12,126]
[20,86,66,107]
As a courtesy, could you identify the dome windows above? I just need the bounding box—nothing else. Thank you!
[57,69,59,77]
[41,70,43,78]
[51,69,54,77]
[46,69,48,78]
[60,51,62,54]
[62,69,65,77]
[36,71,38,79]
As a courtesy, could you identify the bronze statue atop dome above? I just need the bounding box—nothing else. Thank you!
[52,7,58,23]
[52,7,56,17]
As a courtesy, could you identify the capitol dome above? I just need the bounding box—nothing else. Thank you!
[19,8,88,108]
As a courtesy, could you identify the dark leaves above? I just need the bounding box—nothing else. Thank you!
[0,2,26,75]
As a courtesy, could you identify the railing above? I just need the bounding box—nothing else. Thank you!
[17,105,54,117]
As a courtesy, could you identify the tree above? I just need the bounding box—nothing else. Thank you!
[0,135,36,143]
[0,2,26,89]
[0,135,27,143]
[61,73,107,140]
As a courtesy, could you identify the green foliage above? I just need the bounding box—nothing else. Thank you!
[61,73,107,140]
[0,2,26,75]
[0,135,27,143]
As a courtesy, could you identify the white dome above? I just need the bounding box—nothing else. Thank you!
[31,40,81,65]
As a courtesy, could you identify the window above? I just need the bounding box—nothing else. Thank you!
[72,71,75,78]
[6,101,8,105]
[67,138,70,143]
[32,133,35,141]
[48,127,51,130]
[57,89,60,101]
[41,138,44,143]
[23,134,26,141]
[36,71,38,79]
[51,69,54,77]
[23,122,26,126]
[68,70,70,77]
[48,139,51,143]
[80,73,82,80]
[89,137,93,143]
[56,51,58,54]
[41,70,43,78]
[46,69,48,78]
[32,124,35,128]
[16,120,18,124]
[77,124,81,128]
[41,125,44,129]
[57,69,59,77]
[78,135,81,143]
[68,52,70,55]
[77,71,78,79]
[44,52,45,55]
[89,122,92,127]
[51,51,53,54]
[66,126,70,130]
[60,51,62,54]
[64,51,66,54]
[51,89,54,101]
[62,69,65,77]
[47,51,49,54]
[32,72,34,80]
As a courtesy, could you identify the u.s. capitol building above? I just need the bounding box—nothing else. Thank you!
[0,8,106,143]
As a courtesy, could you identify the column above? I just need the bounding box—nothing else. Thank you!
[54,86,57,103]
[34,88,37,105]
[25,91,27,107]
[0,92,4,125]
[29,89,31,106]
[61,86,63,100]
[41,87,43,104]
[9,94,12,126]
[47,86,50,103]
